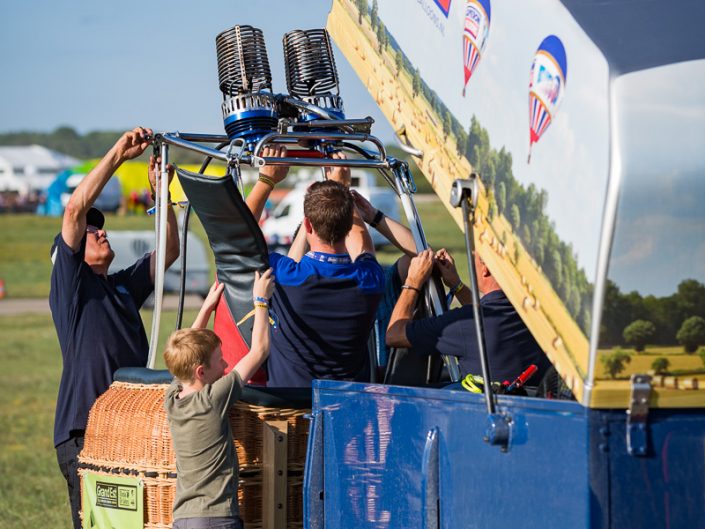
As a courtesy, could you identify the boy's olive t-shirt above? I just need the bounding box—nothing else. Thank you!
[164,370,244,520]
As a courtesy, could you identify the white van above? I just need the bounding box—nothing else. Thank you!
[107,230,211,297]
[61,173,122,212]
[261,170,400,249]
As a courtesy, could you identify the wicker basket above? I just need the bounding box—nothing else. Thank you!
[229,402,310,471]
[79,380,310,528]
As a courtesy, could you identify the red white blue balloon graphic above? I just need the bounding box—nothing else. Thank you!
[528,35,567,163]
[462,0,491,96]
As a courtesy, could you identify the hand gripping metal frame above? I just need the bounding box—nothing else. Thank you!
[146,112,460,382]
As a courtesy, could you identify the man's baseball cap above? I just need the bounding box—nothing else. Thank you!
[86,207,105,229]
[50,207,106,264]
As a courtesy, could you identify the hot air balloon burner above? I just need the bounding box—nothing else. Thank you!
[216,25,279,148]
[283,28,346,125]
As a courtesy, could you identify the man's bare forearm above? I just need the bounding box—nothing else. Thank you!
[374,215,418,256]
[246,181,273,221]
[386,288,417,348]
[345,209,375,260]
[288,223,308,262]
[62,148,122,250]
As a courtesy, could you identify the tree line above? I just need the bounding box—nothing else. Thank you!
[354,0,594,333]
[0,126,205,164]
[465,116,594,335]
[601,278,705,350]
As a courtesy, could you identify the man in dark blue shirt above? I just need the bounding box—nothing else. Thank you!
[246,149,385,387]
[50,128,180,529]
[386,249,550,385]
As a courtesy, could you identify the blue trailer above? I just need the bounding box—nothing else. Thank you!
[300,1,705,527]
[81,2,703,527]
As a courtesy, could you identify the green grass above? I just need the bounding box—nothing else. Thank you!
[597,346,686,356]
[0,198,469,299]
[376,198,470,283]
[0,198,468,526]
[0,213,213,298]
[0,309,197,529]
[596,347,705,379]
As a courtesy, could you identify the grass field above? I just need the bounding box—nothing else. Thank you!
[0,309,197,529]
[595,346,705,379]
[0,213,215,299]
[0,198,469,299]
[0,199,467,528]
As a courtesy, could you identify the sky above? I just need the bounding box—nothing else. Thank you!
[378,0,704,297]
[0,0,394,142]
[380,0,609,279]
[609,60,705,296]
[2,0,702,296]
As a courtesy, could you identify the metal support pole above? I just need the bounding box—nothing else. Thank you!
[461,199,495,414]
[147,142,169,369]
[450,177,496,415]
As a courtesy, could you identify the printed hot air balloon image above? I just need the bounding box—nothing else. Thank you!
[462,0,491,96]
[528,35,567,163]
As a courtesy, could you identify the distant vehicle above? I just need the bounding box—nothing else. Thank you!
[107,230,211,298]
[61,173,122,212]
[261,170,400,249]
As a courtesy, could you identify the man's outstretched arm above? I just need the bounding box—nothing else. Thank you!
[246,145,289,221]
[324,152,375,260]
[62,127,152,251]
[386,249,434,348]
[352,190,417,257]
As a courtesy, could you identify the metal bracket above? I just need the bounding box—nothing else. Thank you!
[394,125,424,158]
[484,412,511,452]
[250,155,265,168]
[626,374,652,456]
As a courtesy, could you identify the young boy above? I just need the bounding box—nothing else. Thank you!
[164,269,275,529]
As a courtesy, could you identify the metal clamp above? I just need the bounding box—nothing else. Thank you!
[626,374,652,456]
[398,162,417,195]
[449,175,478,209]
[484,413,511,451]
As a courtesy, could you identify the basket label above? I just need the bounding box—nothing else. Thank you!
[95,481,137,511]
[82,472,143,528]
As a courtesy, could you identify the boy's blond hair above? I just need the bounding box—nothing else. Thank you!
[163,328,222,382]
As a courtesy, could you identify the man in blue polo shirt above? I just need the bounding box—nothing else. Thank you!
[246,149,385,387]
[386,249,550,385]
[50,127,180,528]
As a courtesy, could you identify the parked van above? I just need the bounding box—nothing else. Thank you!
[261,170,400,249]
[107,230,211,297]
[61,173,122,212]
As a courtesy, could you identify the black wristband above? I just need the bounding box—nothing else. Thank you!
[401,284,421,294]
[369,209,385,228]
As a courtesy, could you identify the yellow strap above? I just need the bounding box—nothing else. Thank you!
[236,309,274,327]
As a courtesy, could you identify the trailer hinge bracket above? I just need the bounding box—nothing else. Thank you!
[626,374,652,457]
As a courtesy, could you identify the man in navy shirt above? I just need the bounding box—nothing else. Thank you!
[246,149,385,387]
[50,127,180,528]
[386,249,550,385]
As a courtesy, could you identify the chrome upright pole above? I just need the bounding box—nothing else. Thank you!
[147,142,170,369]
[450,176,495,415]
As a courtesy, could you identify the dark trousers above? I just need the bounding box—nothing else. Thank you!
[173,517,244,529]
[56,433,85,529]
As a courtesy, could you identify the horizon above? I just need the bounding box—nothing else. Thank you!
[0,0,395,143]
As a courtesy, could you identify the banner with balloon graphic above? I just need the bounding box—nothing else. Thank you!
[528,35,567,163]
[462,0,491,96]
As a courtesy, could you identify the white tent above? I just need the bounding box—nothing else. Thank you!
[0,145,78,196]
